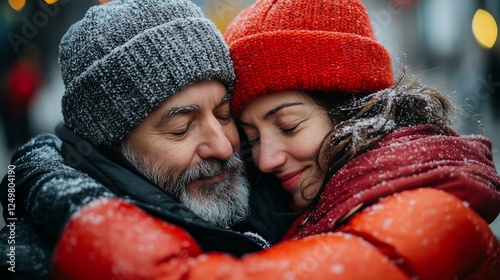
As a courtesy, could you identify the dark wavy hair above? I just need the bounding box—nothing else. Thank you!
[300,70,455,209]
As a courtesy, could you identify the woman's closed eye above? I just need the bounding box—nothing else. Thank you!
[279,122,300,135]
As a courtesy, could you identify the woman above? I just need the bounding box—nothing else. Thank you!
[224,0,500,240]
[51,0,500,279]
[236,75,500,238]
[223,0,500,277]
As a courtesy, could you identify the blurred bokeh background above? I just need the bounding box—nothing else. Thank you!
[0,0,499,234]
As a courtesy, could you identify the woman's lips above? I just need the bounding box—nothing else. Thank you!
[279,170,303,190]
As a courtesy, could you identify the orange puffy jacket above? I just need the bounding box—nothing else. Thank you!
[52,188,500,280]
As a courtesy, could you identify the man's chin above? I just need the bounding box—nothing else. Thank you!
[187,177,233,197]
[181,175,250,228]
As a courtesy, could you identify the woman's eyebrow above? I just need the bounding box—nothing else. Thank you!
[264,102,304,119]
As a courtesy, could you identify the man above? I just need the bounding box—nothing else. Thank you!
[0,0,291,279]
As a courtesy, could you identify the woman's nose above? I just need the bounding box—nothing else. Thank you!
[254,137,286,173]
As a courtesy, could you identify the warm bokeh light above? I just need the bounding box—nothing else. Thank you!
[44,0,58,4]
[8,0,26,12]
[472,9,498,49]
[211,10,240,34]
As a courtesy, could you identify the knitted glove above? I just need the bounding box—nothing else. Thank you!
[51,198,201,280]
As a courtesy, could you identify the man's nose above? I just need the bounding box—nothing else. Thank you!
[197,118,234,160]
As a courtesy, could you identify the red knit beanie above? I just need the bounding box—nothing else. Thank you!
[225,0,394,116]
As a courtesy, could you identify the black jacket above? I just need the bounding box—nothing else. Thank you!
[0,123,294,279]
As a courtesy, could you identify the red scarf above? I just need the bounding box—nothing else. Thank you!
[285,125,500,240]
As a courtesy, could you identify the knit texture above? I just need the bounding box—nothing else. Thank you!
[60,0,235,146]
[225,0,394,116]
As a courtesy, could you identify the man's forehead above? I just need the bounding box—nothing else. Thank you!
[163,90,231,111]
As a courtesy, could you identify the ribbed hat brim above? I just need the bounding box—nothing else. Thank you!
[63,18,234,146]
[229,30,394,116]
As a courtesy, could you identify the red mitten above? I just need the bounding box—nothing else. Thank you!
[51,198,201,280]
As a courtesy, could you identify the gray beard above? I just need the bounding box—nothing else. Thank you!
[120,142,250,228]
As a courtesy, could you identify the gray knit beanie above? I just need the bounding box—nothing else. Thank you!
[60,0,235,147]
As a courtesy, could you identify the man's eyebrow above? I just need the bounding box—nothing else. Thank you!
[212,92,232,110]
[220,93,231,104]
[264,102,304,119]
[156,105,198,127]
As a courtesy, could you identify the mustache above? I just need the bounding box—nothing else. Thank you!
[178,153,244,184]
